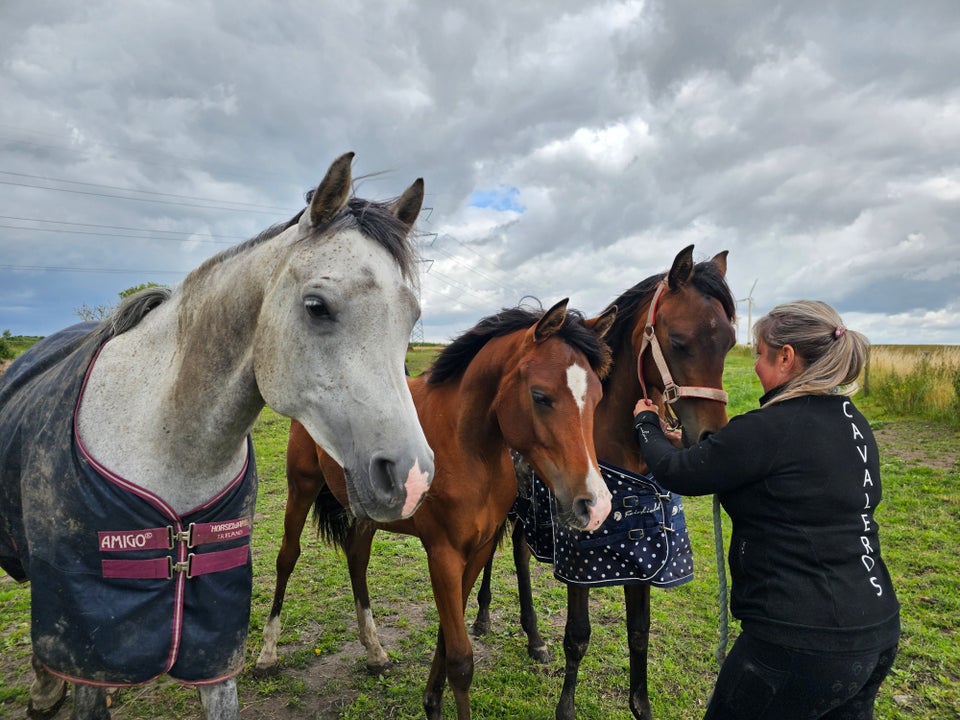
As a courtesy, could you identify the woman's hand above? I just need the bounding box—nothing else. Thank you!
[634,398,683,448]
[634,398,657,415]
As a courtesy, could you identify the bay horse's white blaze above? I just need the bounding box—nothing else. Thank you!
[565,363,611,531]
[566,364,589,413]
[582,464,612,531]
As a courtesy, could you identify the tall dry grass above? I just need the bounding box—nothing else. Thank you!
[864,345,960,423]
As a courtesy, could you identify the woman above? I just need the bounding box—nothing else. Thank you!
[633,300,899,720]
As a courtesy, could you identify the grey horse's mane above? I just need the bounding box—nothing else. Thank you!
[95,193,419,343]
[94,286,172,345]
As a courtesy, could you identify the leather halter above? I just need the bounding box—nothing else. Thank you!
[636,279,729,409]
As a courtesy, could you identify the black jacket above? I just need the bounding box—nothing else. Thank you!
[633,391,900,653]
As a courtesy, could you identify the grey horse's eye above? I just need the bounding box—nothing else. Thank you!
[304,297,332,320]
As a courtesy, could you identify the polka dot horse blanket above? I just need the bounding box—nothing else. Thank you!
[511,456,693,588]
[0,324,258,686]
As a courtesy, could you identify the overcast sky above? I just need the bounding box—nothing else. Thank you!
[2,0,958,346]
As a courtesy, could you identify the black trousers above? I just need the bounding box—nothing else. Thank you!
[703,630,898,720]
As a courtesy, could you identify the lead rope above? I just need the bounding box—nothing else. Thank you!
[636,278,730,665]
[712,494,729,665]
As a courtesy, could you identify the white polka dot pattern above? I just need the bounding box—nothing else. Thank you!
[511,459,694,588]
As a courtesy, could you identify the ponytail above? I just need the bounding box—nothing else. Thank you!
[753,300,869,406]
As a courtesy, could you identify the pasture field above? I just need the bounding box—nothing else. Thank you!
[0,345,958,719]
[865,345,960,426]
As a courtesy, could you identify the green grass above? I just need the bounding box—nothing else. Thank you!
[0,346,957,718]
[406,344,444,376]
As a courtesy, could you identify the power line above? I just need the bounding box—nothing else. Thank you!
[429,244,518,296]
[0,179,292,215]
[0,215,247,240]
[0,224,235,245]
[419,282,491,314]
[0,264,185,275]
[0,171,293,212]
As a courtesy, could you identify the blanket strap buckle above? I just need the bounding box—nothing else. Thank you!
[168,524,196,548]
[168,554,196,579]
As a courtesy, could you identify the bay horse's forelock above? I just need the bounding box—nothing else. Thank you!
[427,305,612,385]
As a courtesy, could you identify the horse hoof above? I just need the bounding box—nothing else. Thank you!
[365,659,392,676]
[529,644,552,664]
[251,661,281,678]
[471,619,490,636]
[27,682,67,720]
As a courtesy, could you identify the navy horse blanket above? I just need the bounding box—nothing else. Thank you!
[512,457,693,588]
[0,323,258,686]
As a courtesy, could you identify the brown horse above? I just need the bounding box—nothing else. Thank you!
[473,244,736,720]
[256,298,617,719]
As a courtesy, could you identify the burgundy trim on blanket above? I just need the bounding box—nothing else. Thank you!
[187,546,249,576]
[101,546,249,579]
[189,518,251,546]
[102,556,171,579]
[98,527,171,552]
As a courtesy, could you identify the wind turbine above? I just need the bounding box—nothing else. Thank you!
[738,279,758,345]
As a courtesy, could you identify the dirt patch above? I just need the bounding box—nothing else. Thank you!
[872,419,959,472]
[0,359,13,379]
[238,602,440,720]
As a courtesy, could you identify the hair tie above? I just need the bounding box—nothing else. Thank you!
[834,325,847,339]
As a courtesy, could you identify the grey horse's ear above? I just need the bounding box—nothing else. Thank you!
[534,298,569,342]
[309,152,354,227]
[586,305,617,340]
[668,244,696,291]
[390,178,424,231]
[711,250,729,277]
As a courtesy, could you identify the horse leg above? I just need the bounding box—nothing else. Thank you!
[512,521,551,663]
[423,546,474,720]
[27,654,67,719]
[423,626,448,720]
[343,521,390,672]
[555,585,590,720]
[471,546,493,637]
[255,442,323,672]
[70,685,109,720]
[624,584,653,720]
[197,678,240,720]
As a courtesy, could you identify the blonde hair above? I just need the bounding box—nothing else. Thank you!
[753,300,869,406]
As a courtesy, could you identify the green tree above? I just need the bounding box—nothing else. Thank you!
[76,283,164,322]
[0,329,13,361]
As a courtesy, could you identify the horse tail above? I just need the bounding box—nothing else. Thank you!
[312,484,353,549]
[493,517,509,550]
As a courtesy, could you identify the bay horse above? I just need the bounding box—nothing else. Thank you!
[256,299,618,719]
[0,152,435,720]
[473,245,736,720]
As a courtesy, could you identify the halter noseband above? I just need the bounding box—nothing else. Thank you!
[636,280,729,410]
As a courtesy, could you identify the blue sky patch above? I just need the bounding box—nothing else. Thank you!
[468,185,525,213]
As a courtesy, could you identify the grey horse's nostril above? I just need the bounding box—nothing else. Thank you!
[369,456,401,507]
